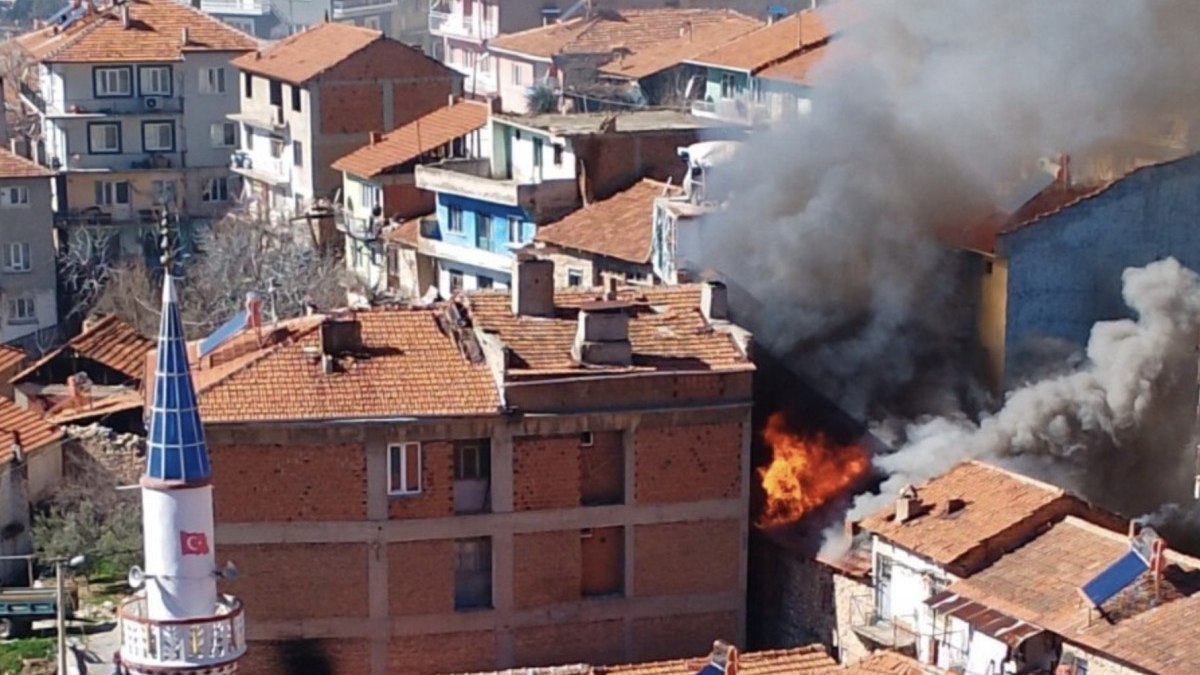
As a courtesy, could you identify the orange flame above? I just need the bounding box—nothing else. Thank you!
[756,412,871,527]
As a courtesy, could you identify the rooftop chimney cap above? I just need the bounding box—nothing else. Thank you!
[701,279,728,322]
[511,256,555,317]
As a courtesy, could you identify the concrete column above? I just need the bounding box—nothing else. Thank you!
[365,438,390,675]
[366,438,389,521]
[737,409,752,647]
[493,530,515,667]
[622,420,638,608]
[492,423,515,514]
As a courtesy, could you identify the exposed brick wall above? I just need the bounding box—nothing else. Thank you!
[389,441,454,519]
[389,631,499,675]
[239,639,369,675]
[211,443,366,522]
[513,435,581,511]
[632,611,738,662]
[634,422,742,504]
[634,519,740,597]
[219,543,368,620]
[513,530,582,609]
[512,619,624,667]
[320,82,386,135]
[581,431,623,505]
[388,539,455,616]
[506,372,753,412]
[833,574,872,664]
[391,83,454,132]
[384,180,434,221]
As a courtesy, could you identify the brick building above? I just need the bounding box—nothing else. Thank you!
[166,259,754,675]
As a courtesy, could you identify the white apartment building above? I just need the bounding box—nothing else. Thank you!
[0,150,58,343]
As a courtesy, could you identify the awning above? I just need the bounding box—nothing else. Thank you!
[927,591,1044,647]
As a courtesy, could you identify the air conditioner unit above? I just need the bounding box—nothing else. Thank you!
[143,97,162,111]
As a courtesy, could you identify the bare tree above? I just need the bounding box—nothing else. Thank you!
[0,43,43,156]
[76,212,361,338]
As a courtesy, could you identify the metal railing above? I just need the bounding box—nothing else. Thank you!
[332,0,395,15]
[118,593,245,669]
[18,81,44,114]
[201,0,270,13]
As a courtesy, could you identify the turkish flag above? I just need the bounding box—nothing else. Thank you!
[180,531,209,556]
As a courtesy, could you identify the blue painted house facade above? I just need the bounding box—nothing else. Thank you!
[977,151,1200,389]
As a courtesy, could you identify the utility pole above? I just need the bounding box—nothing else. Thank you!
[55,559,66,675]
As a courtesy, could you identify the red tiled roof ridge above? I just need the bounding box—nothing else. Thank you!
[1056,515,1200,568]
[0,396,63,455]
[331,99,490,178]
[192,316,323,395]
[11,314,151,384]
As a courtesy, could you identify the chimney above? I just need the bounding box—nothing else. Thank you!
[82,313,106,333]
[572,301,632,367]
[368,131,381,145]
[844,518,860,542]
[701,280,728,322]
[511,254,555,317]
[120,4,129,28]
[181,27,189,45]
[706,640,738,675]
[895,484,920,523]
[10,434,22,464]
[244,291,263,330]
[602,274,619,300]
[1057,153,1071,190]
[319,315,362,356]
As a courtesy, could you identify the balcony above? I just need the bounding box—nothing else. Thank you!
[690,97,768,126]
[428,9,495,41]
[414,159,579,222]
[230,151,290,188]
[55,207,162,227]
[51,152,179,172]
[36,96,184,118]
[336,209,384,241]
[118,593,245,670]
[201,0,270,14]
[847,595,919,651]
[332,0,395,18]
[18,81,45,114]
[228,108,288,133]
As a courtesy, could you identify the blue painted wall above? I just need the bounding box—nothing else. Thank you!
[998,152,1200,374]
[430,193,534,255]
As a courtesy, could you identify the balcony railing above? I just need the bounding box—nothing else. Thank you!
[332,0,395,17]
[336,209,384,241]
[428,10,494,40]
[690,97,768,125]
[230,151,290,187]
[414,159,580,222]
[44,96,184,117]
[18,81,45,114]
[119,593,245,670]
[51,152,179,172]
[201,0,271,14]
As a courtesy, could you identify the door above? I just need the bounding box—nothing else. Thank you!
[532,137,544,182]
[875,556,893,621]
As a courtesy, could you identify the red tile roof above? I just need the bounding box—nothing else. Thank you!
[16,0,256,63]
[12,315,153,385]
[757,45,828,86]
[945,517,1200,674]
[332,100,489,178]
[232,21,450,86]
[0,148,52,179]
[689,10,831,74]
[490,9,759,73]
[857,461,1114,574]
[449,645,838,675]
[466,284,752,378]
[534,179,680,264]
[0,344,25,374]
[382,215,425,247]
[0,396,62,458]
[190,309,500,424]
[837,652,925,675]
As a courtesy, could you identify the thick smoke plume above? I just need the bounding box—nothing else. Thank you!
[686,0,1200,420]
[821,258,1200,557]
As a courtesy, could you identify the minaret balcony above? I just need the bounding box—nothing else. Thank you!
[118,593,245,671]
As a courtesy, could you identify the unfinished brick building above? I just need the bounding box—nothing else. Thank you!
[171,258,754,675]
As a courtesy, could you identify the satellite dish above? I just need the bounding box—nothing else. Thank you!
[127,566,145,590]
[221,561,239,581]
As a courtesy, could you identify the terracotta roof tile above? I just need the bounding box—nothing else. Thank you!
[0,344,25,374]
[490,8,759,67]
[837,652,925,675]
[16,0,257,63]
[12,315,153,385]
[0,148,52,179]
[0,396,62,457]
[192,309,499,424]
[382,214,426,247]
[466,284,752,377]
[689,10,831,73]
[594,14,763,80]
[857,461,1094,571]
[232,21,450,86]
[332,101,489,178]
[46,388,142,425]
[534,179,679,264]
[757,45,828,86]
[946,517,1200,674]
[449,645,838,675]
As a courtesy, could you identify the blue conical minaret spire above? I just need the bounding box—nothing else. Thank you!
[145,270,211,484]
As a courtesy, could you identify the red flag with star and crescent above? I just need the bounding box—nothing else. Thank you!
[180,531,209,556]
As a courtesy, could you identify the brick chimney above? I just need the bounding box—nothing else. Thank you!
[895,484,920,523]
[319,315,362,357]
[572,301,632,367]
[121,3,129,28]
[368,131,381,146]
[701,280,728,322]
[244,291,263,330]
[511,253,555,317]
[1057,153,1071,190]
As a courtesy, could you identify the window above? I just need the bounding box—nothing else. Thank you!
[94,181,130,206]
[0,187,29,207]
[476,218,493,250]
[244,126,254,150]
[532,137,543,171]
[4,243,30,272]
[580,432,594,447]
[511,62,522,86]
[387,442,421,495]
[581,526,623,597]
[293,140,303,167]
[447,206,463,233]
[269,137,284,159]
[7,297,34,324]
[449,270,464,294]
[210,122,237,148]
[581,431,623,506]
[363,15,381,30]
[151,179,176,205]
[454,440,491,481]
[88,123,121,154]
[290,85,301,112]
[199,67,227,95]
[507,216,522,245]
[142,121,174,152]
[269,79,283,106]
[720,72,737,99]
[223,16,254,34]
[138,66,172,96]
[361,183,381,210]
[552,143,564,166]
[477,276,493,289]
[454,538,492,610]
[243,72,253,98]
[202,177,229,203]
[94,66,132,97]
[567,268,583,287]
